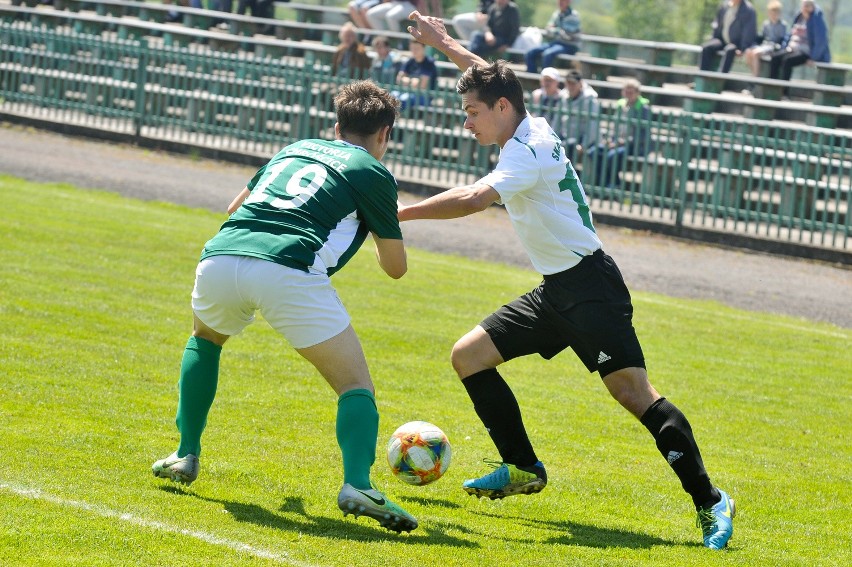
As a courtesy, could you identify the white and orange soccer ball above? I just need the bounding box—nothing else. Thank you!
[386,421,452,486]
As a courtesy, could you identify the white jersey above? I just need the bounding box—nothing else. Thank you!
[479,115,603,275]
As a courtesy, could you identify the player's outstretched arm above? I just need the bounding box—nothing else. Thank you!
[398,184,499,221]
[407,11,487,72]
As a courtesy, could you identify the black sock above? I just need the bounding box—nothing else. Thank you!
[640,398,720,509]
[462,368,539,467]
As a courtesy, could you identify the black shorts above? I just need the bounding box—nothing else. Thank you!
[480,249,645,377]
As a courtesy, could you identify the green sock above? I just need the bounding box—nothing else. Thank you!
[336,389,378,491]
[175,336,222,458]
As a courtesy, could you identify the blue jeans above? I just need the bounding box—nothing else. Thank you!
[238,0,274,17]
[469,32,512,58]
[586,144,627,188]
[525,42,578,73]
[392,91,432,111]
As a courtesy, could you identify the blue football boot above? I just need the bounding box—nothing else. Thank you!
[462,460,547,499]
[697,489,735,549]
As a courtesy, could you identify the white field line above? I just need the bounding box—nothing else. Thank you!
[635,295,852,340]
[0,482,317,567]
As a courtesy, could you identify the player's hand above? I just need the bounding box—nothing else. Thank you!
[407,10,449,48]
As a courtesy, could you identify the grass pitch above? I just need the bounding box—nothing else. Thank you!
[0,176,849,566]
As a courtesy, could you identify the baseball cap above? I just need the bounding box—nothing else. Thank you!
[564,69,583,83]
[540,67,562,81]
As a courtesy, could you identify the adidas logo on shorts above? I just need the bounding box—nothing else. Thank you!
[597,351,611,364]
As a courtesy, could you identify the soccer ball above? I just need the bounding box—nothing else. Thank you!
[386,421,452,486]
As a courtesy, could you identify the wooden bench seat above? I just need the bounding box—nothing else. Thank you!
[813,61,851,87]
[719,143,851,182]
[712,166,847,223]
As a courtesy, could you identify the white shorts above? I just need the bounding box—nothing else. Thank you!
[191,255,350,349]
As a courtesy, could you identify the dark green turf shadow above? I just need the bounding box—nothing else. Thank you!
[164,488,478,547]
[474,511,697,549]
[398,494,463,509]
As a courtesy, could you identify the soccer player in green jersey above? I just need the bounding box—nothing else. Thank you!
[152,81,418,533]
[399,12,735,549]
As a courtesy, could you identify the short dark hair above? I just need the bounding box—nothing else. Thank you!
[334,80,399,138]
[456,61,526,116]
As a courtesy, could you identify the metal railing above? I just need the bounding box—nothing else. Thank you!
[1,22,849,253]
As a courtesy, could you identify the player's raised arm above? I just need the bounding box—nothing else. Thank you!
[407,10,488,72]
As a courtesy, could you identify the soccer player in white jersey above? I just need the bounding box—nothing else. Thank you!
[151,81,418,533]
[400,12,735,549]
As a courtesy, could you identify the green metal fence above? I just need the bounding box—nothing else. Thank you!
[1,22,849,252]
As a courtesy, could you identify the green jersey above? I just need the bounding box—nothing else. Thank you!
[201,139,402,276]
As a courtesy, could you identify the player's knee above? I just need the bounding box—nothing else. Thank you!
[607,382,638,410]
[192,316,229,346]
[452,338,488,379]
[603,367,657,416]
[451,343,496,380]
[450,340,470,378]
[451,326,501,379]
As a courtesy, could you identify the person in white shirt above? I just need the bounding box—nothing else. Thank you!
[529,66,567,136]
[398,10,736,551]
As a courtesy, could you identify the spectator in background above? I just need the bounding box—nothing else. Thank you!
[469,0,520,60]
[743,1,787,77]
[236,0,275,34]
[529,67,567,136]
[161,0,177,24]
[349,0,383,32]
[699,0,757,73]
[768,0,831,92]
[393,40,439,110]
[562,68,599,165]
[209,1,234,31]
[452,0,494,41]
[370,35,402,84]
[367,0,421,33]
[590,79,651,189]
[332,22,373,78]
[525,0,581,73]
[163,0,201,23]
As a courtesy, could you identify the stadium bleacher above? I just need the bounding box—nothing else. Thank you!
[0,0,849,258]
[14,0,849,126]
